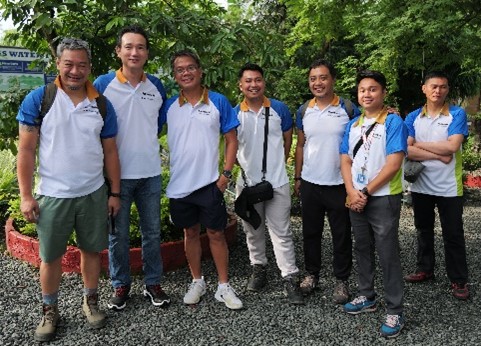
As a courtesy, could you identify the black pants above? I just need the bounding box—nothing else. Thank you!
[300,180,352,280]
[411,192,468,284]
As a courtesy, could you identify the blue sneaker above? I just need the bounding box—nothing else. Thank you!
[380,314,405,338]
[343,296,377,314]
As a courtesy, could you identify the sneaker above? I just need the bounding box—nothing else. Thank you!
[404,271,434,283]
[284,276,305,305]
[34,304,60,342]
[300,274,319,295]
[183,277,206,305]
[333,280,350,304]
[451,282,470,300]
[82,294,106,329]
[215,284,243,310]
[246,264,267,292]
[143,284,171,307]
[380,314,405,338]
[343,296,377,315]
[108,285,130,310]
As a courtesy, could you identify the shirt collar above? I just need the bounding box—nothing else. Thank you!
[55,76,99,101]
[353,107,389,127]
[115,69,147,84]
[178,87,210,106]
[306,94,341,109]
[420,103,450,117]
[239,96,271,112]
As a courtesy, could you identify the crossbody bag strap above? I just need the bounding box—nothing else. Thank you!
[240,106,270,186]
[352,122,376,159]
[261,106,269,181]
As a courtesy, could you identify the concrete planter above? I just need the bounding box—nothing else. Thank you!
[4,213,237,273]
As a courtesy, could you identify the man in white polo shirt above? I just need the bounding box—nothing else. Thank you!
[17,38,120,342]
[340,70,407,338]
[160,50,242,310]
[235,63,304,305]
[295,59,359,303]
[94,25,170,310]
[404,71,469,300]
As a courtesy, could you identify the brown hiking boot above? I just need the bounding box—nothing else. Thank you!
[82,294,106,329]
[300,274,319,295]
[34,304,60,342]
[333,280,350,304]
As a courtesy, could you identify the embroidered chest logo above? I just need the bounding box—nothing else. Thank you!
[437,122,449,128]
[198,109,211,116]
[141,92,156,101]
[327,110,342,118]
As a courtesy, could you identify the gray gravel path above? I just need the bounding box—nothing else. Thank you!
[1,189,481,345]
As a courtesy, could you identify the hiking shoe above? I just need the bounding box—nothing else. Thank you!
[284,276,305,305]
[451,282,470,300]
[183,277,206,305]
[300,274,319,295]
[143,285,171,307]
[34,304,60,342]
[333,280,350,304]
[215,284,243,310]
[343,296,377,315]
[108,285,130,310]
[380,314,405,338]
[404,271,434,283]
[82,294,106,329]
[247,264,267,292]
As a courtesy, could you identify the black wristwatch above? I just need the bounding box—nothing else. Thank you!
[360,187,370,197]
[109,192,121,198]
[222,170,232,179]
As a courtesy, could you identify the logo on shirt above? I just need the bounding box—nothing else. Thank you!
[141,92,156,101]
[327,110,342,117]
[437,122,449,128]
[198,109,211,116]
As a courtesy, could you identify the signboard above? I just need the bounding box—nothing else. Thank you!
[0,46,56,91]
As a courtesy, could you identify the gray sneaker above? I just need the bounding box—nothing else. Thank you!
[284,276,305,305]
[333,280,350,304]
[34,304,60,342]
[300,274,319,295]
[82,294,106,329]
[247,264,267,292]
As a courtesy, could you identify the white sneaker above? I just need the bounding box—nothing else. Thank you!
[183,277,206,305]
[215,283,243,310]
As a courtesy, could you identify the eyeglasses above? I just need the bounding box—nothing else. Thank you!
[174,65,198,75]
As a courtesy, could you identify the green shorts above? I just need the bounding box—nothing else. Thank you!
[36,184,109,263]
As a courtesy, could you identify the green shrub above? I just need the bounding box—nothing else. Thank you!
[463,134,481,172]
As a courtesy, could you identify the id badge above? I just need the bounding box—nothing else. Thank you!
[356,173,366,184]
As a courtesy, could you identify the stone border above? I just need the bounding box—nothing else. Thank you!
[4,214,237,273]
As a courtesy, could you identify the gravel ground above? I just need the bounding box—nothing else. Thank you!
[1,189,481,346]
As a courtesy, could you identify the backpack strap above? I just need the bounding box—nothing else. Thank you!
[95,93,107,120]
[343,98,355,119]
[300,100,310,119]
[38,82,58,125]
[39,82,107,124]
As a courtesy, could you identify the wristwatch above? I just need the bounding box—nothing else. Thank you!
[222,170,232,179]
[360,187,370,197]
[109,192,121,198]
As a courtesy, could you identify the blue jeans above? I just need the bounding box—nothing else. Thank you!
[109,175,163,288]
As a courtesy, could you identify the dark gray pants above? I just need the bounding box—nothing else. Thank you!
[350,194,404,314]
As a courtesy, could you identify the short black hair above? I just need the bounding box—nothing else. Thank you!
[309,59,336,79]
[238,63,264,80]
[423,71,449,84]
[356,70,387,90]
[170,49,201,71]
[116,25,150,50]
